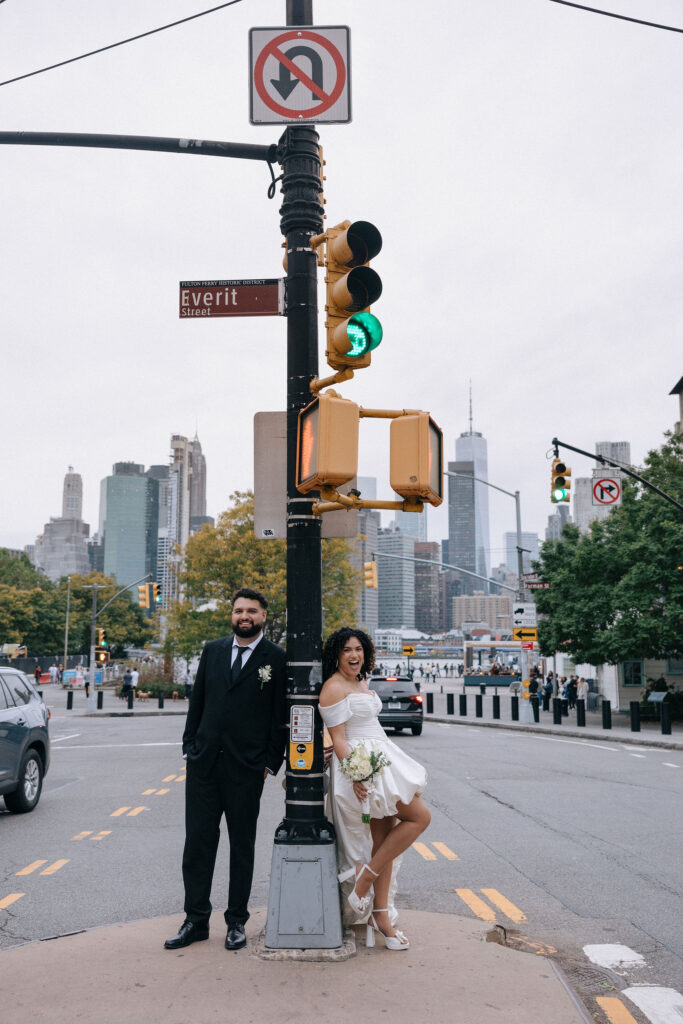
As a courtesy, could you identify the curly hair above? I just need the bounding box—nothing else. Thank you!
[322,627,376,682]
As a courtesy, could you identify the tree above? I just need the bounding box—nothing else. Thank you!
[165,491,361,659]
[534,433,683,665]
[0,549,53,590]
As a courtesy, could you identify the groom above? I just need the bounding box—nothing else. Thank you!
[165,587,287,952]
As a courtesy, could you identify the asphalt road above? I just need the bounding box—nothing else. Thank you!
[1,711,680,997]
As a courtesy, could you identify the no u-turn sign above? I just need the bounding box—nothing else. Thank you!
[249,26,351,125]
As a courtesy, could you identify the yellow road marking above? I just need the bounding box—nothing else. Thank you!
[16,860,47,876]
[141,789,157,795]
[72,831,93,841]
[432,842,459,860]
[156,788,170,795]
[596,997,639,1024]
[127,806,147,816]
[40,860,69,875]
[413,842,438,861]
[111,807,130,817]
[162,774,177,782]
[455,889,497,922]
[176,775,186,782]
[91,831,112,840]
[0,893,25,909]
[481,888,526,923]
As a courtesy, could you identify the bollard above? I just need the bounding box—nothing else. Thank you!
[158,692,165,709]
[561,698,569,717]
[601,699,612,730]
[531,696,540,723]
[459,693,467,716]
[475,693,483,718]
[66,690,73,710]
[446,693,454,715]
[661,702,672,736]
[552,698,562,725]
[426,692,434,715]
[511,696,519,721]
[629,701,640,732]
[492,695,500,719]
[127,690,134,710]
[542,692,550,712]
[479,684,486,697]
[97,690,103,710]
[576,698,586,727]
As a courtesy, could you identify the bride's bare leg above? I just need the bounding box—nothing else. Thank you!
[370,816,399,937]
[356,796,430,900]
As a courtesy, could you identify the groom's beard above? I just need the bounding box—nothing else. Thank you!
[233,621,262,638]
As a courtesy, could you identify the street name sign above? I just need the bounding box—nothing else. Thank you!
[179,279,283,318]
[513,627,538,642]
[527,581,551,590]
[249,26,351,124]
[512,602,537,628]
[592,470,622,506]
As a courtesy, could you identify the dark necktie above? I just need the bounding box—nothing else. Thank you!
[231,646,245,683]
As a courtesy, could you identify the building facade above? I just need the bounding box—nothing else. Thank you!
[452,591,512,633]
[101,463,159,591]
[573,441,631,535]
[33,467,91,582]
[503,531,540,578]
[414,541,441,634]
[377,528,415,629]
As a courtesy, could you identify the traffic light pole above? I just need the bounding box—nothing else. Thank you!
[264,0,344,951]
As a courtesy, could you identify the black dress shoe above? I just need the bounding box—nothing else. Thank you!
[225,923,246,950]
[164,920,209,949]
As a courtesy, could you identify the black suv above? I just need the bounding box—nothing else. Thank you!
[369,675,423,736]
[0,668,50,813]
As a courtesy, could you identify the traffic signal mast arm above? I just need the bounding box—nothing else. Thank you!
[552,437,683,513]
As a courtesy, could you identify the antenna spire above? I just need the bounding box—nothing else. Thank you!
[468,379,473,433]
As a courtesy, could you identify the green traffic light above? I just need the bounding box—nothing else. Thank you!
[345,312,383,357]
[552,487,568,502]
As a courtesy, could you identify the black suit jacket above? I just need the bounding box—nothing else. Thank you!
[182,635,287,778]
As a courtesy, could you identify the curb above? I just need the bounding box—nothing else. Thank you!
[425,714,683,750]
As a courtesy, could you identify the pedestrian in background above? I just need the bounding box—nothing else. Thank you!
[33,665,41,686]
[49,663,58,685]
[568,676,578,710]
[577,677,589,704]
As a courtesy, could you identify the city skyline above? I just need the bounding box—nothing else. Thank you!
[0,1,680,565]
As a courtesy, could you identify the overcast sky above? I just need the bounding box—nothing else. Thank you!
[1,0,680,568]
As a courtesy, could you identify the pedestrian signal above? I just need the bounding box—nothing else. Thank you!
[390,412,443,506]
[551,458,571,503]
[296,391,359,494]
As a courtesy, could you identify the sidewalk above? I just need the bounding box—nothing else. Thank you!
[3,909,589,1024]
[422,690,682,749]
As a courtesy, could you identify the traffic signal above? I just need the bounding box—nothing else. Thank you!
[363,560,378,589]
[96,628,107,647]
[152,583,162,605]
[296,390,359,494]
[320,220,383,370]
[138,584,150,609]
[551,458,571,503]
[390,412,444,506]
[95,649,110,664]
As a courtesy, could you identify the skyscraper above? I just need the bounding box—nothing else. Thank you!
[102,463,159,590]
[377,528,415,629]
[447,387,491,594]
[414,541,441,633]
[503,531,539,577]
[34,467,90,582]
[391,495,428,542]
[573,440,631,534]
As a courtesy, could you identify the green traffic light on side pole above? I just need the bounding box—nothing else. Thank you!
[345,311,383,357]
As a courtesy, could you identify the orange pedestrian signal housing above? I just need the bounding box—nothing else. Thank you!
[296,391,360,494]
[390,412,443,506]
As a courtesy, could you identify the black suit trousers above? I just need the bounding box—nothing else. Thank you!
[182,750,265,927]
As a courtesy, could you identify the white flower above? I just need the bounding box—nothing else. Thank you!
[258,666,272,689]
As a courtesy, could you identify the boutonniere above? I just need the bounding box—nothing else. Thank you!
[258,665,272,690]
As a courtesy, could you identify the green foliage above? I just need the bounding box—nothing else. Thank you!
[0,549,53,590]
[164,492,361,660]
[535,433,683,665]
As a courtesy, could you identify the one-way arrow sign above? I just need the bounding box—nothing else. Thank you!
[513,627,538,642]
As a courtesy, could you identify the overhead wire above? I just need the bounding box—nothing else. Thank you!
[0,0,246,89]
[547,0,683,34]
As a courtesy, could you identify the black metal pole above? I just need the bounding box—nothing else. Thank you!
[446,693,454,715]
[661,702,672,736]
[602,699,612,730]
[459,693,467,716]
[0,131,277,165]
[531,696,540,723]
[511,695,519,721]
[629,701,640,731]
[552,697,562,725]
[426,692,434,715]
[492,694,500,719]
[576,698,586,727]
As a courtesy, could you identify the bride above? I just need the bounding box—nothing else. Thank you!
[319,627,430,950]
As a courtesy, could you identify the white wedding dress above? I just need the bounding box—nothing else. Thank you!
[319,691,428,925]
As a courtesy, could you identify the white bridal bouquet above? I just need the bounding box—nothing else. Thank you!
[339,742,391,823]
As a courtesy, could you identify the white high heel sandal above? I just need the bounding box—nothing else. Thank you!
[366,910,410,950]
[339,864,378,915]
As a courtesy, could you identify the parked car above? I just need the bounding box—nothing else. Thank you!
[0,667,51,813]
[369,675,423,736]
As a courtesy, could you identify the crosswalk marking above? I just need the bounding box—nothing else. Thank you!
[481,888,526,922]
[162,774,178,782]
[16,860,47,876]
[127,806,147,816]
[432,842,459,860]
[455,889,497,922]
[40,860,69,875]
[176,775,186,782]
[596,997,639,1024]
[141,788,157,795]
[412,842,438,861]
[156,788,170,795]
[72,831,94,841]
[111,807,130,817]
[91,831,112,840]
[662,763,679,768]
[0,893,24,910]
[621,985,683,1024]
